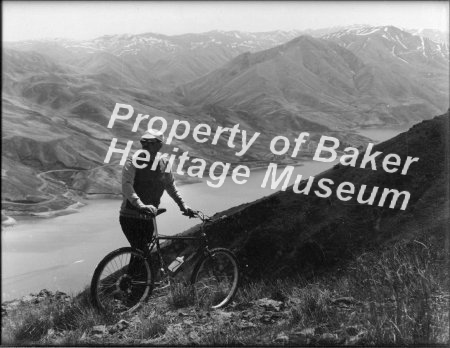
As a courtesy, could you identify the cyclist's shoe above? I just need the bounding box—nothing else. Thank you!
[155,276,170,291]
[154,276,171,291]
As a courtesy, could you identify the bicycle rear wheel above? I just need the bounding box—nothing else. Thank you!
[191,248,239,309]
[90,247,154,313]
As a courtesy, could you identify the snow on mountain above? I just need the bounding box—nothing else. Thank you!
[405,28,449,45]
[5,30,307,88]
[44,30,303,58]
[6,26,448,89]
[323,25,449,64]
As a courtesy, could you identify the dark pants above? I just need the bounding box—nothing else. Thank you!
[119,216,154,251]
[119,216,154,293]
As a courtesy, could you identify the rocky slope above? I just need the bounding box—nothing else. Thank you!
[6,284,440,346]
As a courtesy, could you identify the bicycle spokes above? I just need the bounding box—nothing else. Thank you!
[92,249,152,314]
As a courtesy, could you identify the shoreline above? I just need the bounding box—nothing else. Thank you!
[2,161,304,224]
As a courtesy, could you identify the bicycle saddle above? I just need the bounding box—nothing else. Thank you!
[156,208,166,216]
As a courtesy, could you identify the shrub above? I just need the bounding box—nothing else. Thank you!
[289,284,332,325]
[167,282,195,309]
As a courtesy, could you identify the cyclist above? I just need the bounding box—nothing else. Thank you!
[120,129,195,253]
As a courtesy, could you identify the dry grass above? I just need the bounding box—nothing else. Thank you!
[234,276,301,304]
[140,315,169,339]
[348,239,449,344]
[2,239,448,345]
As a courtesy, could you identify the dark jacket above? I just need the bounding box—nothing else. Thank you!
[120,155,185,218]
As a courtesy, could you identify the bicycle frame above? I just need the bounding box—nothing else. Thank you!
[144,211,212,277]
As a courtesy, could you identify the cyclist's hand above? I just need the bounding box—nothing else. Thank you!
[140,205,157,216]
[182,206,196,218]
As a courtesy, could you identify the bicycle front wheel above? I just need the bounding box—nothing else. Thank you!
[191,248,239,309]
[90,247,154,313]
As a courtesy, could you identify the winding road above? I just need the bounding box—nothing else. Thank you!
[2,163,119,207]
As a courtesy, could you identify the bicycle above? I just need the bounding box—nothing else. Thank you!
[90,209,239,313]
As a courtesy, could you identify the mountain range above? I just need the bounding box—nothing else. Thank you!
[4,30,304,89]
[5,25,448,88]
[177,26,448,134]
[2,25,449,214]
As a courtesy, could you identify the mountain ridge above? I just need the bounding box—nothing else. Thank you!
[5,25,448,88]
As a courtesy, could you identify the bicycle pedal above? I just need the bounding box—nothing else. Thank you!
[150,291,167,299]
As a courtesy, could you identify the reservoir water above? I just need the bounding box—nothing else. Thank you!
[356,127,407,143]
[1,128,405,301]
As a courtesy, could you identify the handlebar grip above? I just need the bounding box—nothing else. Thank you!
[182,210,198,218]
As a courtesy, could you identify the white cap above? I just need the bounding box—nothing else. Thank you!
[140,129,165,143]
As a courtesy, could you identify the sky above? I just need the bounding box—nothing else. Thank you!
[3,1,449,42]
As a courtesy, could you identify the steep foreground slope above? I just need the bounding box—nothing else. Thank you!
[179,111,449,278]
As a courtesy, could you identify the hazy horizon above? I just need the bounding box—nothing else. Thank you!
[3,1,449,42]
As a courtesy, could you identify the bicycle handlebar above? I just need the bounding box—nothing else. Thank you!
[184,210,227,223]
[141,207,224,223]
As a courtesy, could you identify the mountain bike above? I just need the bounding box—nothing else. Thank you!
[90,209,239,313]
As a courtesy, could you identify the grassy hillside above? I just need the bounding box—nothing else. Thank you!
[182,111,449,279]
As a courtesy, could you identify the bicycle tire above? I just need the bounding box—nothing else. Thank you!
[190,248,239,309]
[90,247,154,313]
